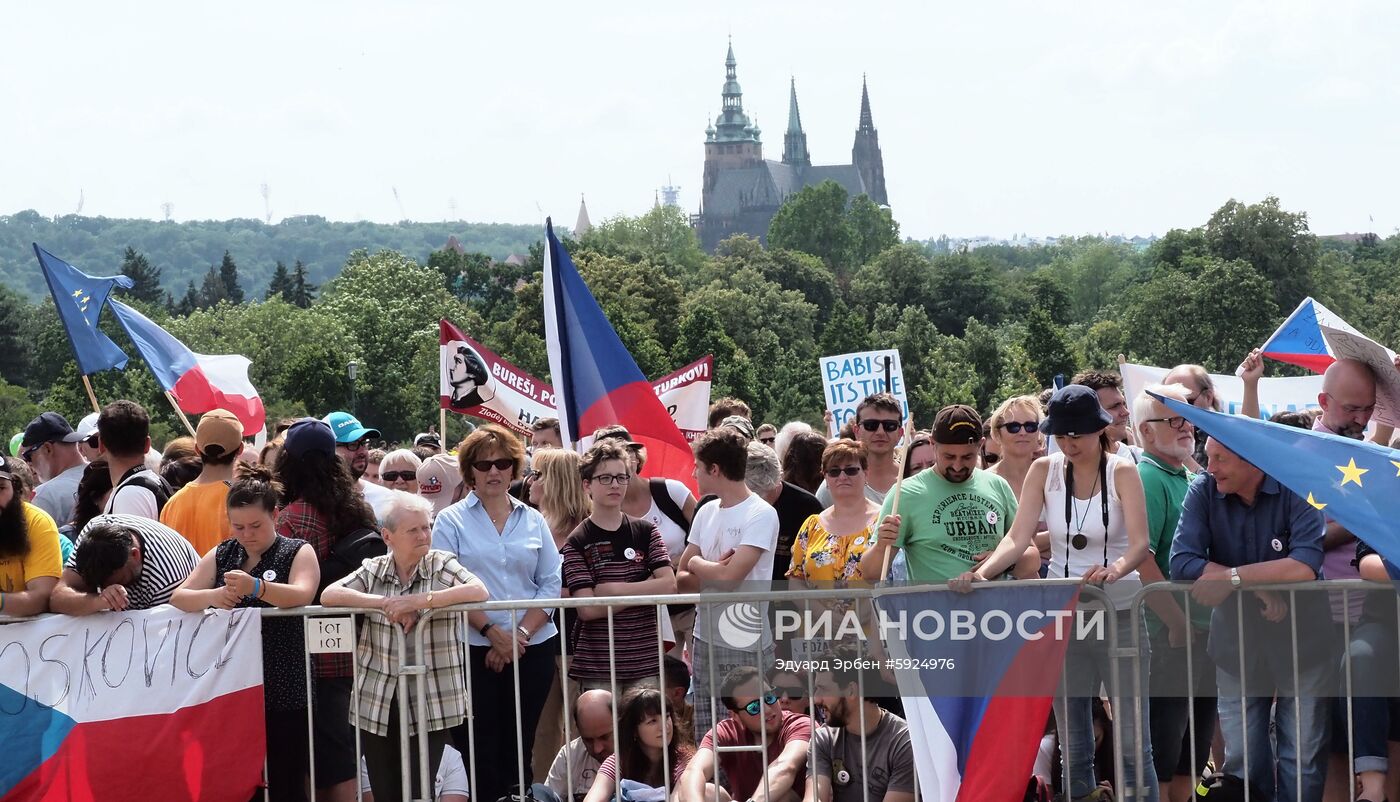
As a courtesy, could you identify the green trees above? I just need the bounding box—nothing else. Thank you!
[120,248,164,304]
[767,181,897,279]
[218,251,245,305]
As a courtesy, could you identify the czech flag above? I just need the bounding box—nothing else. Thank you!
[1259,297,1367,374]
[108,299,266,436]
[0,607,266,802]
[541,219,696,487]
[881,584,1079,801]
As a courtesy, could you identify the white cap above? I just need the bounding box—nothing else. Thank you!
[74,412,99,440]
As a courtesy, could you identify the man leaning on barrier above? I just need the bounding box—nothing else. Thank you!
[1169,436,1330,802]
[50,514,199,614]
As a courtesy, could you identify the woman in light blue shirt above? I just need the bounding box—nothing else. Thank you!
[432,424,563,802]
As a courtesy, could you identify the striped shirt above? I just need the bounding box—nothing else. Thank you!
[560,515,671,681]
[69,515,199,609]
[338,549,477,737]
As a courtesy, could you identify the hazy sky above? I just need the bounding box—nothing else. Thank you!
[2,1,1394,241]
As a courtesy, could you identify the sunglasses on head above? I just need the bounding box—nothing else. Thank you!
[381,471,417,482]
[471,458,515,473]
[997,420,1039,434]
[825,466,861,478]
[859,419,901,433]
[741,692,779,716]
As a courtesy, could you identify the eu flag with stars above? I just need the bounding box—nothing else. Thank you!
[33,243,133,375]
[1152,393,1400,567]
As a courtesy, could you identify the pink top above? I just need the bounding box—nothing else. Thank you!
[597,750,692,789]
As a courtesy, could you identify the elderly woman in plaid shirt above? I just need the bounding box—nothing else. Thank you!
[322,491,489,802]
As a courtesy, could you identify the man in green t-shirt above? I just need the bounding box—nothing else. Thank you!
[861,405,1018,583]
[1132,383,1214,796]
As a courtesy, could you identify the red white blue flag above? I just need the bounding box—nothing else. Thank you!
[541,219,696,486]
[108,300,266,436]
[0,607,266,801]
[1259,296,1366,373]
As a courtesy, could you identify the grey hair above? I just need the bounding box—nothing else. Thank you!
[772,421,813,464]
[744,441,782,495]
[1132,382,1191,444]
[382,490,434,532]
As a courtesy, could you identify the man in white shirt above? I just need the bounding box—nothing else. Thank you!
[97,401,168,520]
[21,412,87,527]
[678,428,779,740]
[545,690,615,802]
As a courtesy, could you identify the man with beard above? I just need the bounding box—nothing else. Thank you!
[324,411,392,522]
[1132,384,1213,800]
[21,412,88,528]
[862,405,1021,584]
[680,666,811,802]
[0,456,64,616]
[807,651,914,802]
[817,394,903,507]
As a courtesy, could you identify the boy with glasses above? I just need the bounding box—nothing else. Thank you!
[680,666,812,802]
[562,440,677,694]
[817,393,903,507]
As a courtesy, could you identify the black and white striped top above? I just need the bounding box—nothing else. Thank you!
[68,514,200,609]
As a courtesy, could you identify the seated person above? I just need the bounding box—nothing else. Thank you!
[50,514,199,614]
[804,656,914,802]
[584,687,695,802]
[679,666,812,802]
[546,690,615,802]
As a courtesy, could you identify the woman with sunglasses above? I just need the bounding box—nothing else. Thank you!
[986,395,1044,503]
[430,423,563,802]
[952,385,1154,802]
[377,448,423,494]
[789,440,880,584]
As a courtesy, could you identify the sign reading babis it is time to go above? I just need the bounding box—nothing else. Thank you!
[439,319,713,440]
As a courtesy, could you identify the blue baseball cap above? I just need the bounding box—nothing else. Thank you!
[283,419,337,458]
[323,411,380,444]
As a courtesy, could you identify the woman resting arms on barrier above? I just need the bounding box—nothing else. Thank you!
[172,464,320,802]
[322,490,489,802]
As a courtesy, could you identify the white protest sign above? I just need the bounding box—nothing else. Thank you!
[1120,362,1323,422]
[441,320,556,435]
[820,349,909,436]
[1319,325,1400,427]
[305,616,356,654]
[653,356,713,442]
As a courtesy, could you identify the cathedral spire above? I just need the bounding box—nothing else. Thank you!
[782,78,811,167]
[852,75,888,206]
[857,73,875,133]
[711,39,758,143]
[574,195,592,238]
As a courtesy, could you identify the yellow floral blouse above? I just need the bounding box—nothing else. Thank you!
[787,513,875,581]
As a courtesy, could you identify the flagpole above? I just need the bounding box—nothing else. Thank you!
[880,421,914,581]
[80,375,101,413]
[164,391,197,437]
[440,407,448,448]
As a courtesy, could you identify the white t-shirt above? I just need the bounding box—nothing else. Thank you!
[359,745,468,800]
[688,493,778,647]
[105,468,161,520]
[546,738,604,801]
[33,463,85,528]
[641,478,692,561]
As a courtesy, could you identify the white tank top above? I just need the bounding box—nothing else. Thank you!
[1043,451,1139,603]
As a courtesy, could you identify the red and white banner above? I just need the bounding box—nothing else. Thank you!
[0,606,265,801]
[440,319,712,439]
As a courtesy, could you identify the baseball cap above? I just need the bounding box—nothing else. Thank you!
[414,432,442,450]
[933,405,983,445]
[417,453,463,515]
[195,409,245,457]
[22,412,85,450]
[719,415,756,441]
[323,411,380,444]
[74,412,100,441]
[283,418,337,458]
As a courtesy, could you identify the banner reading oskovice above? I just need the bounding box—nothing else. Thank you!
[0,606,265,802]
[820,349,909,435]
[1120,362,1323,421]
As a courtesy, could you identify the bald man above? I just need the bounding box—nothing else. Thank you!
[546,689,614,802]
[1317,358,1379,439]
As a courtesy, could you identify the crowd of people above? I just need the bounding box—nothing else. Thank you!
[3,346,1399,802]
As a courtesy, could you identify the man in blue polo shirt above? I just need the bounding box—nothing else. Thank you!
[1170,437,1329,802]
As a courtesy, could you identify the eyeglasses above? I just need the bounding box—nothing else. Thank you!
[981,452,1001,466]
[775,686,805,699]
[20,444,40,462]
[590,473,631,486]
[341,439,369,452]
[84,435,99,449]
[997,421,1039,434]
[471,458,515,473]
[741,692,779,716]
[859,419,901,433]
[1324,393,1376,416]
[381,471,417,482]
[1143,416,1191,431]
[825,466,862,478]
[523,469,540,480]
[759,437,776,446]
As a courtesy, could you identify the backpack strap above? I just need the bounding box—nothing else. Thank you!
[114,470,173,514]
[648,478,690,534]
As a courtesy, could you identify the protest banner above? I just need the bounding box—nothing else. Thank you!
[0,606,265,801]
[820,349,909,435]
[440,319,556,435]
[651,355,713,441]
[1120,362,1323,421]
[1319,325,1400,427]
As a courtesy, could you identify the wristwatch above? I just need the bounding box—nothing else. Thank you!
[479,621,495,636]
[425,591,435,608]
[1229,567,1242,588]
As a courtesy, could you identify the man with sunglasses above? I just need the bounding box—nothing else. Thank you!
[862,405,1019,584]
[20,412,88,528]
[680,666,812,802]
[325,411,392,522]
[817,394,903,508]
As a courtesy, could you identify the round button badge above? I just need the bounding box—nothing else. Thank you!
[1271,538,1283,553]
[624,547,638,561]
[262,569,277,581]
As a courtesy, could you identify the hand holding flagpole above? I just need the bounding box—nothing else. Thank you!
[879,419,914,581]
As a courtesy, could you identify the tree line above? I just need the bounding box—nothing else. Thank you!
[0,184,1391,446]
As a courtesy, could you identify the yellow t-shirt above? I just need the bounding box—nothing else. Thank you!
[0,503,63,593]
[160,481,231,556]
